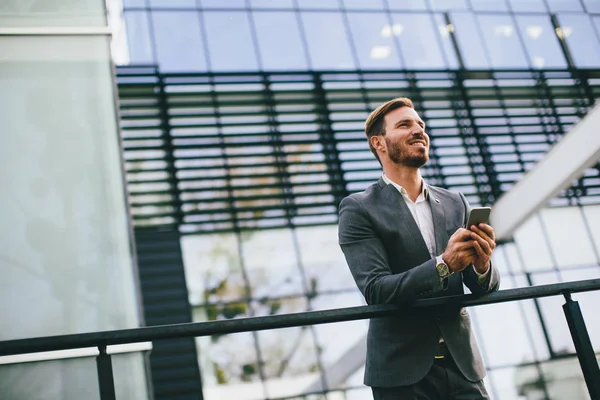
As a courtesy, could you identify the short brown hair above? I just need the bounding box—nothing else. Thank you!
[365,97,414,163]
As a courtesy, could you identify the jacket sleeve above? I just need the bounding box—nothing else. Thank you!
[338,195,447,305]
[458,192,501,295]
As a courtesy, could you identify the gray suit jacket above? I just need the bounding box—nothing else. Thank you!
[338,177,500,387]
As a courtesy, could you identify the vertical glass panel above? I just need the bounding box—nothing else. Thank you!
[150,0,197,7]
[391,13,448,68]
[0,34,146,394]
[508,0,547,11]
[253,11,309,70]
[343,0,386,9]
[539,207,597,268]
[251,0,295,8]
[151,11,207,71]
[582,204,600,257]
[124,11,155,64]
[182,234,247,305]
[296,226,357,292]
[297,0,341,9]
[546,0,584,11]
[477,14,529,68]
[450,12,490,68]
[515,15,567,69]
[201,0,247,8]
[345,12,403,69]
[204,11,259,71]
[583,0,600,12]
[240,229,305,297]
[557,13,600,67]
[386,0,428,10]
[0,0,106,27]
[514,214,555,271]
[300,12,356,69]
[470,0,509,11]
[432,13,460,68]
[428,0,469,10]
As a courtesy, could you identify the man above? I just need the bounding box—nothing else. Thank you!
[338,97,500,399]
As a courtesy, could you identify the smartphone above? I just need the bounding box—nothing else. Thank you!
[465,207,491,229]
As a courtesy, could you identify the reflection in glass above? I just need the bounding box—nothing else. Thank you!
[515,15,566,68]
[450,12,490,68]
[151,11,207,71]
[124,11,155,64]
[240,229,305,298]
[584,0,600,12]
[204,11,259,71]
[539,208,597,268]
[508,0,547,11]
[296,0,340,9]
[391,13,448,69]
[150,0,196,7]
[470,0,509,11]
[345,12,403,69]
[477,15,529,68]
[428,0,468,10]
[253,11,309,70]
[432,13,460,68]
[342,0,386,9]
[201,0,247,8]
[385,0,428,10]
[557,13,600,67]
[514,214,555,272]
[250,0,295,8]
[300,12,356,69]
[546,0,584,11]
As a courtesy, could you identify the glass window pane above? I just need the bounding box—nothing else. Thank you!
[297,0,340,9]
[343,0,385,9]
[557,13,600,68]
[253,11,309,70]
[429,0,468,10]
[477,14,529,68]
[201,0,247,8]
[345,12,403,69]
[385,0,428,10]
[300,12,356,69]
[124,11,155,64]
[123,0,146,7]
[390,13,447,69]
[539,207,597,268]
[204,11,259,71]
[151,11,208,71]
[514,214,555,272]
[470,0,509,11]
[433,13,460,68]
[582,204,600,257]
[515,15,567,68]
[508,0,548,11]
[451,12,490,68]
[150,0,196,7]
[583,0,600,12]
[546,0,584,11]
[250,0,295,8]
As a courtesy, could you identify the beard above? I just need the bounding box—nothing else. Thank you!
[385,136,429,168]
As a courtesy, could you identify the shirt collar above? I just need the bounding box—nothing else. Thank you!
[382,174,429,199]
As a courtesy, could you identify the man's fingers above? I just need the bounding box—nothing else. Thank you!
[470,232,492,254]
[471,223,495,242]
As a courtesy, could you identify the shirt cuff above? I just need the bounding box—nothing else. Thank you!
[474,263,491,284]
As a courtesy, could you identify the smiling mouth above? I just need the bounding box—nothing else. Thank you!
[409,141,427,147]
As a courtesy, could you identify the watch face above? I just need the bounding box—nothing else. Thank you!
[437,262,449,277]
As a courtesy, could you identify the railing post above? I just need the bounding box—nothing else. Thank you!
[562,292,600,399]
[97,345,117,400]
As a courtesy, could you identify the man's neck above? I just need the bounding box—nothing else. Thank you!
[383,164,423,202]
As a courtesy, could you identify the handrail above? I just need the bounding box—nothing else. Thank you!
[1,278,598,356]
[2,278,599,400]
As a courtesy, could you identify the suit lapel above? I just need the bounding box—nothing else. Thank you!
[380,181,430,258]
[427,186,446,256]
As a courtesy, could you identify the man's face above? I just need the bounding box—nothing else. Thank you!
[382,106,429,168]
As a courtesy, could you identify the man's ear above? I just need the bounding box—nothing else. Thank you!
[371,135,385,153]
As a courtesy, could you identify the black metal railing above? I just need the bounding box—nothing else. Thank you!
[1,279,599,400]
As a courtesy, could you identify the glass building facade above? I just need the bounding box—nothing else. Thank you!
[118,1,600,399]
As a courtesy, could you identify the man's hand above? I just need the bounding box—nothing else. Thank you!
[442,228,477,273]
[469,223,496,274]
